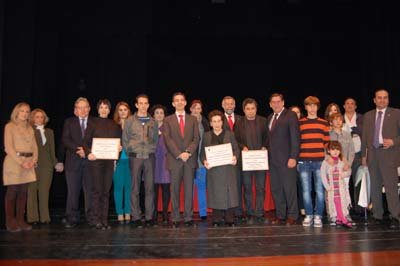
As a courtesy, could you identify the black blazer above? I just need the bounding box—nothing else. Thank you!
[348,112,363,137]
[62,116,95,171]
[267,109,300,167]
[222,113,242,132]
[234,115,268,151]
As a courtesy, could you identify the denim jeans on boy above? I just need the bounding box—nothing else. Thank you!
[298,160,325,217]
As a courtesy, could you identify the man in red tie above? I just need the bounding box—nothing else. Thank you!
[221,96,244,223]
[163,92,200,227]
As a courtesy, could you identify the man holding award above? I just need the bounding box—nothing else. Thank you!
[234,98,269,225]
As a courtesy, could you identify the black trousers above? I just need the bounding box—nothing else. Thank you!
[88,160,114,225]
[65,160,92,224]
[154,183,170,219]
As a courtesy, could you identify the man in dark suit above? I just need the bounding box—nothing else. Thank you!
[342,97,363,210]
[234,98,268,224]
[62,97,94,228]
[361,89,400,228]
[163,92,200,227]
[267,93,300,225]
[221,96,244,222]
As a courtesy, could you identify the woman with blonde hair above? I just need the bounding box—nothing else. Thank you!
[26,108,59,225]
[3,102,38,232]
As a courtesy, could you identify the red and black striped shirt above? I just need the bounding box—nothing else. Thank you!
[299,117,330,161]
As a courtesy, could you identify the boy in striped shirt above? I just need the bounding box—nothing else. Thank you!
[298,96,330,227]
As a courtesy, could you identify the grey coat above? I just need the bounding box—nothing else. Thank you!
[200,130,240,210]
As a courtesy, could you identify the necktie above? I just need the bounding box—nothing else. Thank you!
[270,113,278,131]
[80,118,86,138]
[373,111,383,148]
[227,115,234,131]
[179,114,185,137]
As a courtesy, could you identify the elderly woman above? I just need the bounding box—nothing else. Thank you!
[3,103,38,232]
[26,108,59,225]
[200,110,239,227]
[83,99,121,229]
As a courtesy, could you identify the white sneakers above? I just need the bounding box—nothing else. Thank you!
[302,215,313,227]
[302,215,323,227]
[313,215,323,227]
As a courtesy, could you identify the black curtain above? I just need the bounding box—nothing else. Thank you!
[1,1,400,225]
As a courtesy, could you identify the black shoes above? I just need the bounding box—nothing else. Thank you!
[369,217,384,226]
[389,218,400,229]
[95,223,111,230]
[184,220,196,227]
[145,220,157,227]
[172,221,180,228]
[132,219,144,228]
[64,222,77,229]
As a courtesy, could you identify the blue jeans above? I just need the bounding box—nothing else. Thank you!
[298,161,325,217]
[194,167,207,217]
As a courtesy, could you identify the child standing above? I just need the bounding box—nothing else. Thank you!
[321,141,352,228]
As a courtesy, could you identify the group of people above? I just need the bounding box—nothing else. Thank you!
[3,89,400,232]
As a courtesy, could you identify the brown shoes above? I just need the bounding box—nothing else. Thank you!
[285,217,297,225]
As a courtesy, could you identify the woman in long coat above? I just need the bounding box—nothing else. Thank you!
[200,110,239,227]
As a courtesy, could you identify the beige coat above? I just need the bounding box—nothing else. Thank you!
[3,122,38,186]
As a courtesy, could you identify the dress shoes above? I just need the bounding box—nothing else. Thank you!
[369,217,384,226]
[95,223,103,230]
[102,224,111,230]
[145,220,157,227]
[172,221,180,228]
[184,220,196,227]
[132,219,144,228]
[64,222,77,229]
[389,218,400,229]
[225,222,235,227]
[212,222,221,227]
[285,218,297,226]
[271,217,283,225]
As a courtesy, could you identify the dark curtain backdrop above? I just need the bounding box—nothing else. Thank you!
[1,0,400,226]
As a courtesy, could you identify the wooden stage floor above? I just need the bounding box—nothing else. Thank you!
[1,218,400,266]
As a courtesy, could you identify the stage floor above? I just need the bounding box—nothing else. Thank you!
[1,215,400,266]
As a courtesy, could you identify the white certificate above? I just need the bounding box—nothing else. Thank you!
[242,150,269,171]
[91,138,120,160]
[205,143,233,168]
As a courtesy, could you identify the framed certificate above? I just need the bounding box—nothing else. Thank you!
[91,138,120,160]
[204,143,233,168]
[242,150,269,171]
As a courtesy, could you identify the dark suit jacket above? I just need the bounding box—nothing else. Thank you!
[267,109,300,167]
[361,107,400,164]
[345,112,363,137]
[34,127,57,169]
[234,115,268,151]
[222,113,242,132]
[163,113,200,170]
[62,116,95,171]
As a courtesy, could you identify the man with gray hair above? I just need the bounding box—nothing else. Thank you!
[62,97,95,228]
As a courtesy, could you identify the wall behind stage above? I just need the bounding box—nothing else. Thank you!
[1,1,400,212]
